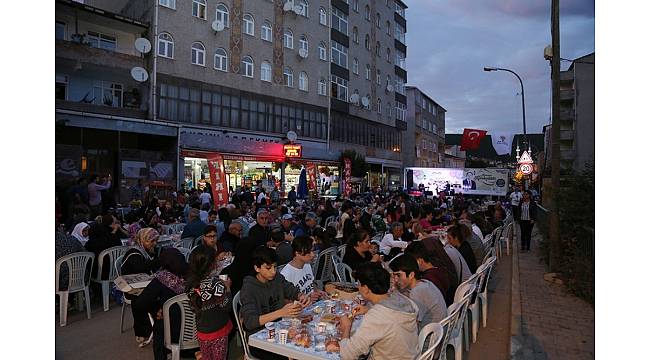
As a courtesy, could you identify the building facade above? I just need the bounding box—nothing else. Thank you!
[404,86,446,168]
[56,0,411,200]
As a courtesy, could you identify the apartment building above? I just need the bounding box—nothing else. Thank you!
[405,86,446,168]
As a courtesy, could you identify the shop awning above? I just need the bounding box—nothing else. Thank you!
[181,149,285,162]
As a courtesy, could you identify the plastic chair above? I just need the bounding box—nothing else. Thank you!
[162,293,200,360]
[170,223,186,234]
[56,252,95,326]
[179,237,195,249]
[417,322,444,360]
[446,283,477,360]
[467,259,495,343]
[437,302,465,360]
[193,235,203,249]
[176,247,192,263]
[276,263,286,275]
[312,247,337,283]
[477,256,497,329]
[335,262,356,283]
[92,245,129,312]
[114,254,131,333]
[232,291,260,360]
[324,216,336,228]
[337,244,347,258]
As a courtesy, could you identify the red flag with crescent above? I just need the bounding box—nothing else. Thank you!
[460,128,488,151]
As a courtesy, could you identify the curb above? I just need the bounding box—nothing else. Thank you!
[509,224,526,359]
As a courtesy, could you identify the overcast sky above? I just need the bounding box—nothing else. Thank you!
[405,0,595,135]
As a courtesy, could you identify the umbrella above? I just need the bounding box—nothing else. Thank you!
[297,168,308,199]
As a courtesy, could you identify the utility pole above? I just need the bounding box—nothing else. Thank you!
[549,0,561,272]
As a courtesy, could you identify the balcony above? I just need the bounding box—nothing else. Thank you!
[56,39,143,70]
[560,108,575,121]
[56,100,147,119]
[560,88,575,101]
[560,129,574,141]
[560,149,576,160]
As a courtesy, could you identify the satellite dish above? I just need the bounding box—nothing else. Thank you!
[293,5,303,14]
[287,131,298,142]
[298,48,308,58]
[134,38,152,53]
[131,67,149,82]
[283,1,294,12]
[361,96,370,107]
[212,20,225,32]
[386,84,394,92]
[349,93,360,103]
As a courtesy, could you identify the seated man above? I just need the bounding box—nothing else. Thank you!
[269,226,293,266]
[389,254,448,330]
[292,212,318,238]
[338,263,419,360]
[180,208,206,240]
[379,222,409,260]
[219,222,242,253]
[404,241,453,306]
[280,235,328,301]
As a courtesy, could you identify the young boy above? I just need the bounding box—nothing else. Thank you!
[280,236,328,301]
[239,246,311,334]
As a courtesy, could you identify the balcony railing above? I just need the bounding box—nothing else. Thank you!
[56,100,147,119]
[56,39,142,70]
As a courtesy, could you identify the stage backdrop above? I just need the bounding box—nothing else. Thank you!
[406,168,508,196]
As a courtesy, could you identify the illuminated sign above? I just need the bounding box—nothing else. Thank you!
[283,144,302,158]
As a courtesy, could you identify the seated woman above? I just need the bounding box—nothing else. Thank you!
[343,229,381,272]
[132,248,187,360]
[121,227,161,347]
[445,224,478,275]
[85,214,123,280]
[70,222,90,246]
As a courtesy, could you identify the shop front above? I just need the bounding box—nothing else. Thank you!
[366,157,403,192]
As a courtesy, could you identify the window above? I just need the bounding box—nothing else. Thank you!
[242,56,254,77]
[365,64,371,80]
[191,42,205,66]
[387,102,392,118]
[93,80,123,107]
[87,31,116,51]
[352,27,359,43]
[214,48,228,71]
[330,75,348,101]
[56,21,65,40]
[395,49,406,68]
[395,76,406,94]
[386,48,391,63]
[352,58,359,74]
[299,72,308,91]
[318,78,327,95]
[395,2,406,17]
[261,21,272,41]
[395,22,406,43]
[216,3,230,28]
[331,41,348,68]
[377,98,382,114]
[319,7,327,25]
[386,75,392,90]
[375,42,381,56]
[376,69,381,85]
[56,74,68,100]
[364,34,370,50]
[261,61,272,82]
[284,67,294,87]
[386,21,391,35]
[353,0,359,12]
[364,5,370,20]
[158,32,174,58]
[298,1,309,17]
[396,102,406,121]
[376,13,381,28]
[243,14,254,36]
[284,29,293,49]
[331,7,348,35]
[159,0,176,9]
[318,42,327,60]
[192,0,206,19]
[299,35,309,54]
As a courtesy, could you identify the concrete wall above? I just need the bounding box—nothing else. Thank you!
[573,53,595,171]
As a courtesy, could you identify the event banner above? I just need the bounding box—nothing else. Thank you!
[306,163,317,191]
[206,153,230,208]
[407,167,508,196]
[343,158,352,197]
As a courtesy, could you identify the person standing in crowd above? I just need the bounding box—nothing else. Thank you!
[87,174,111,218]
[256,188,267,206]
[287,186,297,206]
[509,185,522,220]
[389,254,448,330]
[186,246,233,360]
[132,248,187,360]
[270,186,280,204]
[338,263,419,360]
[199,187,212,208]
[517,190,537,252]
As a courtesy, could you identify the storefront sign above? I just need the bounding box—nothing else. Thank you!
[180,128,285,160]
[284,144,302,158]
[343,158,352,198]
[206,154,230,208]
[306,163,317,191]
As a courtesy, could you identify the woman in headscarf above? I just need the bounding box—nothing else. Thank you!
[133,248,187,360]
[71,222,90,246]
[121,227,161,347]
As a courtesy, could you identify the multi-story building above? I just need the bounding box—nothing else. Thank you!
[545,52,594,173]
[58,0,409,197]
[405,86,446,168]
[443,145,466,169]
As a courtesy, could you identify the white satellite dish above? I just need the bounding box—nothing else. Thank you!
[212,20,225,32]
[287,131,298,142]
[134,38,152,54]
[283,1,294,12]
[130,67,149,82]
[298,48,308,58]
[293,5,303,15]
[386,84,394,92]
[361,96,370,107]
[349,93,360,103]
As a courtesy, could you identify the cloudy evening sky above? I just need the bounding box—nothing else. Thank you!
[405,0,595,135]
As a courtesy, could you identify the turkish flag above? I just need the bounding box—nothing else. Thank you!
[460,128,488,151]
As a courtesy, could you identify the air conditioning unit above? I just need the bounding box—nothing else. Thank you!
[212,20,225,33]
[298,48,308,59]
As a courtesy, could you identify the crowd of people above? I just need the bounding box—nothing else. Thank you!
[56,177,537,360]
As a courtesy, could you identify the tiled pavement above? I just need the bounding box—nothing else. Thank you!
[511,226,595,360]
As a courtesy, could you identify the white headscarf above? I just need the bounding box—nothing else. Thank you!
[71,222,89,245]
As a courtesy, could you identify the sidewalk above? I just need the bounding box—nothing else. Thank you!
[510,226,595,360]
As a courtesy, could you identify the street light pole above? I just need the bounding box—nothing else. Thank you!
[483,67,527,136]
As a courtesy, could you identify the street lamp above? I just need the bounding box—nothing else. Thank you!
[483,67,527,137]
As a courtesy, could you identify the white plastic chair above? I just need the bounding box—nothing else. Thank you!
[337,244,347,258]
[312,247,337,283]
[232,291,260,360]
[162,293,200,360]
[448,281,478,360]
[92,245,129,312]
[170,223,186,234]
[477,256,497,329]
[114,254,131,333]
[417,323,444,360]
[500,222,513,257]
[437,302,465,360]
[56,252,95,327]
[176,247,192,262]
[276,263,286,275]
[467,259,495,343]
[324,216,337,228]
[335,262,356,283]
[178,237,195,249]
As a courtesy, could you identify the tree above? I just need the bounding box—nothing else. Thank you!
[339,149,369,178]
